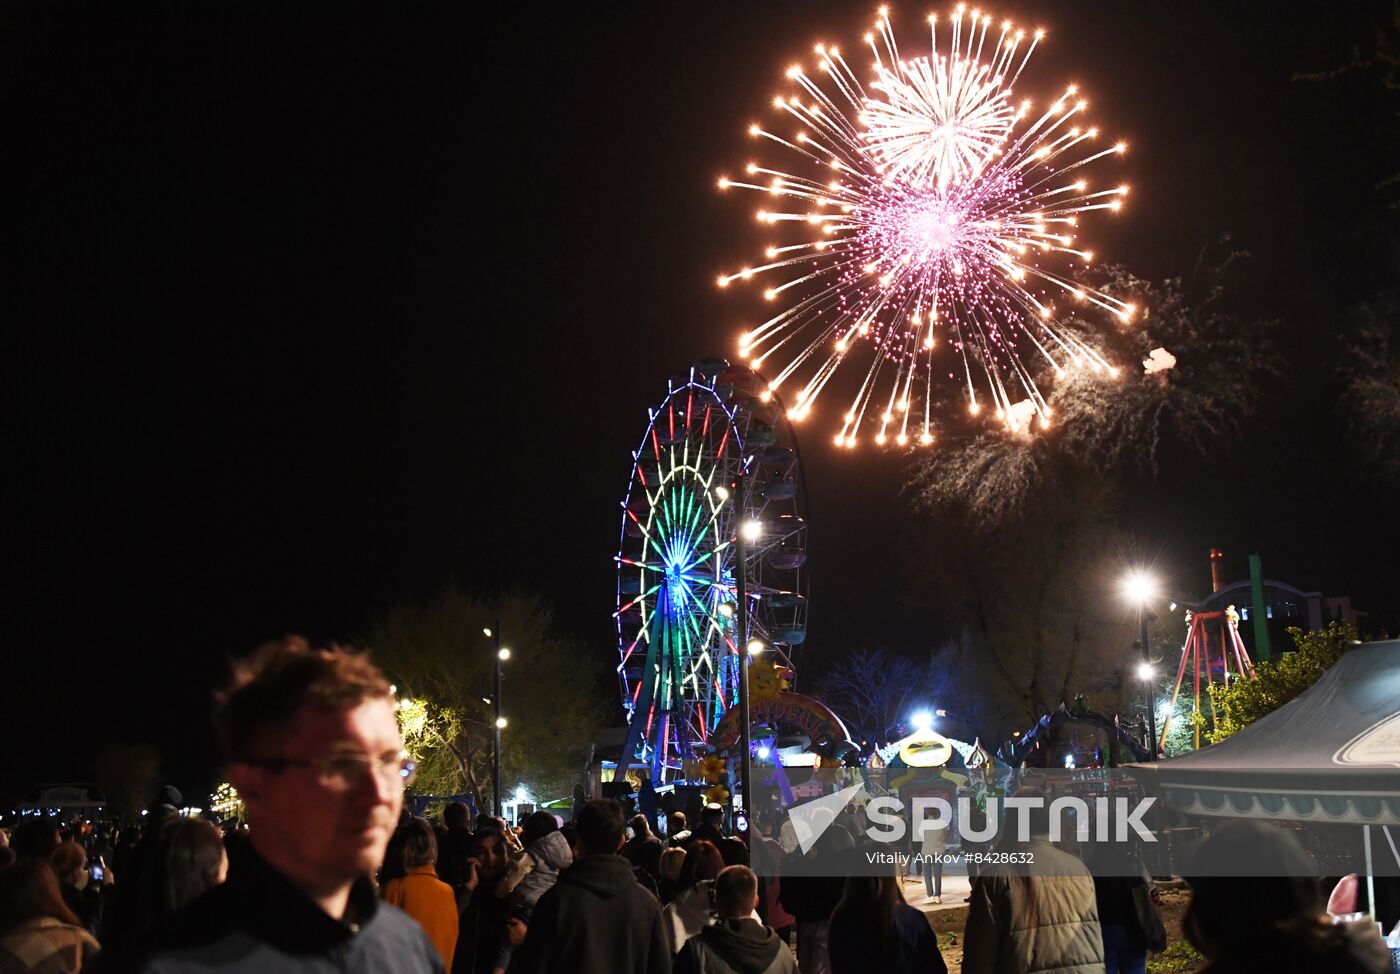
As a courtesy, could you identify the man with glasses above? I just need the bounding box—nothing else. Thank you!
[138,637,442,972]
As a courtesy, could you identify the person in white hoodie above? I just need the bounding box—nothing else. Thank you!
[661,840,724,955]
[493,812,572,974]
[675,866,796,974]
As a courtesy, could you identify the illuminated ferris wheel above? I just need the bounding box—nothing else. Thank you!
[614,360,809,784]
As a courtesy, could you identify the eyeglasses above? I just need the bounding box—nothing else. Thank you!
[247,751,418,791]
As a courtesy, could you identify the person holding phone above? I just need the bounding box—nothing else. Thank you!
[453,828,508,973]
[49,841,109,937]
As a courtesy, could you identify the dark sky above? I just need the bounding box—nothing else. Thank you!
[3,3,1395,797]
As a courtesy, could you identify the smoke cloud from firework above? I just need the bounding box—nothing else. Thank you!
[718,5,1136,448]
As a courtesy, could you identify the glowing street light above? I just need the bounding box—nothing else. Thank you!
[910,709,935,732]
[1122,568,1160,757]
[1121,570,1158,605]
[487,622,510,815]
[728,473,762,820]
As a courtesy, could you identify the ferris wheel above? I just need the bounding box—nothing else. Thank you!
[615,360,809,785]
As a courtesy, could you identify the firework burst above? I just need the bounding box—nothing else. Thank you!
[718,5,1136,447]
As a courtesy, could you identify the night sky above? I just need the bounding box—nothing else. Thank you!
[4,3,1396,797]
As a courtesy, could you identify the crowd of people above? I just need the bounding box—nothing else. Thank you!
[1,638,1394,974]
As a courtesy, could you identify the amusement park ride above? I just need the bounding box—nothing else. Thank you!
[612,360,1260,810]
[1159,605,1258,751]
[614,360,854,799]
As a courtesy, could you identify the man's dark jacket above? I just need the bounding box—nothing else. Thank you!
[675,918,797,974]
[436,825,475,892]
[507,853,669,974]
[621,832,663,882]
[134,841,442,973]
[688,824,724,849]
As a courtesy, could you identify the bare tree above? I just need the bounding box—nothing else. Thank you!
[816,648,947,751]
[1339,296,1400,501]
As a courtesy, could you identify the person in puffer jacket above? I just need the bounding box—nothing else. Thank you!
[961,787,1105,974]
[506,799,669,974]
[676,866,796,974]
[493,812,572,974]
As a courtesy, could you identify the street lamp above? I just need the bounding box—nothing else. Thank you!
[487,622,508,816]
[1122,570,1157,606]
[1122,570,1159,757]
[910,709,935,732]
[733,477,758,822]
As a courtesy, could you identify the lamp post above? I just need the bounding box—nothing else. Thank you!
[734,472,760,823]
[485,624,510,817]
[1122,571,1158,758]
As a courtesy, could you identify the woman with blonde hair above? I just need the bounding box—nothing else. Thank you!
[657,847,686,905]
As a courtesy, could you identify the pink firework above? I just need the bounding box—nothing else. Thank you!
[718,5,1136,447]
